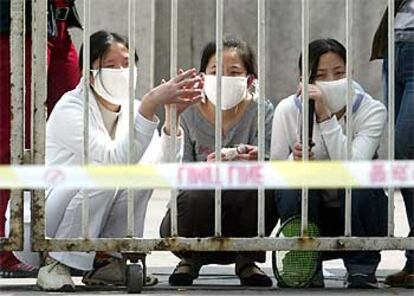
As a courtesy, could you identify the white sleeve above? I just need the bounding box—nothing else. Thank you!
[48,100,158,164]
[318,102,387,160]
[270,102,292,160]
[158,126,184,163]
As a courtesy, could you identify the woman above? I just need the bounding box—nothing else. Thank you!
[32,30,204,291]
[271,38,388,289]
[160,37,278,287]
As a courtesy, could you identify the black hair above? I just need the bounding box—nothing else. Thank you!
[78,30,139,72]
[298,38,346,83]
[199,36,257,78]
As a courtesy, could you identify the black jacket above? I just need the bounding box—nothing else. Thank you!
[371,0,406,60]
[0,0,82,37]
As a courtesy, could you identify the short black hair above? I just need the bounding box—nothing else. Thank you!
[78,30,139,72]
[199,36,257,78]
[298,38,346,83]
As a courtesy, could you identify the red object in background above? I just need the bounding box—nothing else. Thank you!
[0,20,80,270]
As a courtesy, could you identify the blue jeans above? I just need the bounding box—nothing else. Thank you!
[383,41,414,272]
[275,189,388,275]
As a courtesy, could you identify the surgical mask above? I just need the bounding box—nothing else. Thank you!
[315,78,354,113]
[91,67,137,105]
[203,75,247,110]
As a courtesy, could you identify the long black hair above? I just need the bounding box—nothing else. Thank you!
[298,38,346,83]
[78,30,139,72]
[199,36,257,78]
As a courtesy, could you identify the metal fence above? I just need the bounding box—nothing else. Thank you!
[1,0,413,260]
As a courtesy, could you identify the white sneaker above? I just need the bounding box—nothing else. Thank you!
[36,257,75,291]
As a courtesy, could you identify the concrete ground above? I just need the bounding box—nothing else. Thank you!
[1,190,412,295]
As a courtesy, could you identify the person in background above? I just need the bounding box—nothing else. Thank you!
[160,37,278,287]
[271,38,388,289]
[0,0,81,278]
[371,0,414,288]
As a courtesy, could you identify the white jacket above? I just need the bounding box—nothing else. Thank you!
[45,80,183,239]
[270,87,387,161]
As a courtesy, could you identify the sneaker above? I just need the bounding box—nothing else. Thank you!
[347,273,378,289]
[36,257,75,291]
[82,257,126,286]
[0,251,38,278]
[384,270,414,288]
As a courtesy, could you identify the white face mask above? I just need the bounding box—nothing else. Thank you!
[91,67,137,105]
[203,75,247,110]
[315,78,354,113]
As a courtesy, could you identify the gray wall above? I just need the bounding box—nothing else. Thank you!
[72,0,387,104]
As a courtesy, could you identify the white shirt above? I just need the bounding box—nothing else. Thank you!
[270,89,387,161]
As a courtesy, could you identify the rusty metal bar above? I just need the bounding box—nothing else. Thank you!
[344,0,353,237]
[215,0,224,237]
[127,0,137,238]
[257,0,266,237]
[82,0,91,239]
[300,0,310,236]
[31,0,47,251]
[169,0,178,236]
[2,0,25,251]
[32,237,414,252]
[387,0,396,237]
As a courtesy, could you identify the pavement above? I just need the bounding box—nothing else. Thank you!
[1,190,413,295]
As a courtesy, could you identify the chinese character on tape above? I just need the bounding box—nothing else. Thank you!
[370,163,387,184]
[392,163,409,183]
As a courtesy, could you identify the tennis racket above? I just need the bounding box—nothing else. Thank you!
[272,215,320,288]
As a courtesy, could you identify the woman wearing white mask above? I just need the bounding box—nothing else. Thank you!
[160,37,278,287]
[28,30,204,291]
[271,38,388,289]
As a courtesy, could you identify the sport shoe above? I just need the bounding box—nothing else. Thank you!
[347,273,378,289]
[82,257,126,286]
[36,257,75,291]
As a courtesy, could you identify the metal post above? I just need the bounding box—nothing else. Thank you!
[7,0,25,251]
[149,0,156,89]
[387,0,395,237]
[257,0,266,237]
[344,0,353,237]
[82,0,91,239]
[215,0,224,237]
[169,0,178,236]
[300,0,310,236]
[31,0,47,250]
[127,0,136,238]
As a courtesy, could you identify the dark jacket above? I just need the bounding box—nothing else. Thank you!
[371,0,406,60]
[0,0,82,37]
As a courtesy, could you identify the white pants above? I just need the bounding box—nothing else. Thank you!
[9,188,152,271]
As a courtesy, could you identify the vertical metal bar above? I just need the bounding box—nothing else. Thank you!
[82,0,91,239]
[169,0,178,236]
[300,0,310,236]
[8,0,25,251]
[257,0,266,237]
[215,0,223,237]
[387,0,395,237]
[344,0,353,237]
[127,0,136,238]
[31,0,47,251]
[149,0,156,89]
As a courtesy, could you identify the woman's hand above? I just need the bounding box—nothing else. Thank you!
[292,142,314,161]
[163,69,204,136]
[139,68,204,121]
[297,83,331,122]
[234,144,258,161]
